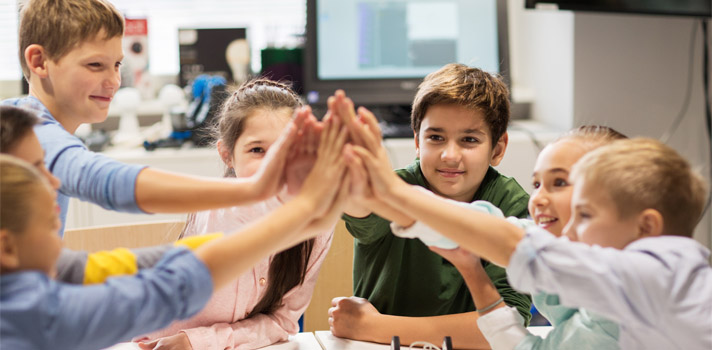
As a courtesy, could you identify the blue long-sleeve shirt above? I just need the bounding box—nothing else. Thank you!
[0,248,213,350]
[1,96,146,236]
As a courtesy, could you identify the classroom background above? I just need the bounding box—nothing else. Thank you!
[0,0,710,334]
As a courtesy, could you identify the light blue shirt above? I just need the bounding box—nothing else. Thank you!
[0,248,213,350]
[514,293,619,349]
[1,96,146,236]
[510,227,712,349]
[400,200,622,349]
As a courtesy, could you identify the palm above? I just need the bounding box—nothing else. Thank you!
[285,152,316,195]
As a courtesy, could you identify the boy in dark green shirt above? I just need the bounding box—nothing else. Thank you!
[330,64,531,348]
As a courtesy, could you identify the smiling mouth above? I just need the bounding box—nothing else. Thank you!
[537,216,558,227]
[437,169,465,178]
[90,95,112,102]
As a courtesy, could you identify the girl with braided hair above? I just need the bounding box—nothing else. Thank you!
[136,79,334,350]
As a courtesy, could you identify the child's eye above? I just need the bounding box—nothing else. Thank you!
[248,147,266,154]
[88,62,102,68]
[532,181,541,189]
[462,136,479,143]
[427,135,444,142]
[115,62,122,69]
[553,178,569,187]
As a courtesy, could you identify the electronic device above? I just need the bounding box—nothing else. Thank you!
[304,0,510,134]
[525,0,711,17]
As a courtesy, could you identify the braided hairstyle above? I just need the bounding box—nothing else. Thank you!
[186,78,314,318]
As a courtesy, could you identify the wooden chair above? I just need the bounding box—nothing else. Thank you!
[63,220,186,253]
[63,219,353,332]
[303,220,354,332]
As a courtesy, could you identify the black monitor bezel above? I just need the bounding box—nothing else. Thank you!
[303,0,511,108]
[524,0,712,18]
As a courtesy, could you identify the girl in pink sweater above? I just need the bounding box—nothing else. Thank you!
[137,79,333,350]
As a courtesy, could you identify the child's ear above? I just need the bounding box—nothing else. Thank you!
[636,209,664,238]
[489,132,509,166]
[413,131,420,159]
[0,229,21,271]
[216,140,233,169]
[24,44,50,78]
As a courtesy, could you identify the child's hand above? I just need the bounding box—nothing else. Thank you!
[430,246,483,272]
[303,173,351,235]
[328,90,373,147]
[345,107,404,200]
[285,107,320,195]
[248,110,306,200]
[328,296,382,341]
[137,333,192,350]
[299,116,348,218]
[344,145,375,205]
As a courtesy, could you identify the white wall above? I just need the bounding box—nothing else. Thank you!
[507,1,711,250]
[573,12,711,248]
[508,1,574,129]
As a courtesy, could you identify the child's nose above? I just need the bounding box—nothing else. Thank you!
[440,142,462,162]
[531,189,549,207]
[105,69,121,90]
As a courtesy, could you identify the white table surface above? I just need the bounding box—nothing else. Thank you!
[103,332,322,350]
[314,331,392,350]
[315,327,554,349]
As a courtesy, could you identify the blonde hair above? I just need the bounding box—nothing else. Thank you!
[556,125,628,151]
[411,63,510,146]
[19,0,124,80]
[0,155,47,234]
[571,138,708,237]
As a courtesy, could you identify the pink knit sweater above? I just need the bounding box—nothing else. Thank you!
[135,196,333,350]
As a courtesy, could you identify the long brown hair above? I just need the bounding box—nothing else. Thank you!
[184,78,315,317]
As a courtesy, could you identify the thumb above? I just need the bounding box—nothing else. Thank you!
[137,341,156,350]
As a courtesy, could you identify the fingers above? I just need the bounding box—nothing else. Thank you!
[357,106,383,140]
[331,296,347,306]
[345,145,370,197]
[317,118,348,168]
[137,341,156,350]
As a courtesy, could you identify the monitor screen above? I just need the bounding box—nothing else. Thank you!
[317,0,500,80]
[304,0,509,108]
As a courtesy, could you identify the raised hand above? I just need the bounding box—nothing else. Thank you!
[248,108,306,200]
[285,106,320,195]
[344,107,405,200]
[298,116,348,218]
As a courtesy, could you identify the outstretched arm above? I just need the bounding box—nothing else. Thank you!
[134,111,309,213]
[197,116,348,291]
[327,92,415,226]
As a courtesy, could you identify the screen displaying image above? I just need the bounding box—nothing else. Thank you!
[317,0,499,80]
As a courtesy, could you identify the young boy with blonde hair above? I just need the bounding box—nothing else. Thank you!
[3,0,296,236]
[329,64,531,348]
[350,134,712,349]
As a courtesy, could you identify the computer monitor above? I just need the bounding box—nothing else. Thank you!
[304,0,510,113]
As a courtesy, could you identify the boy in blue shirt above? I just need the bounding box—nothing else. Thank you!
[3,0,294,236]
